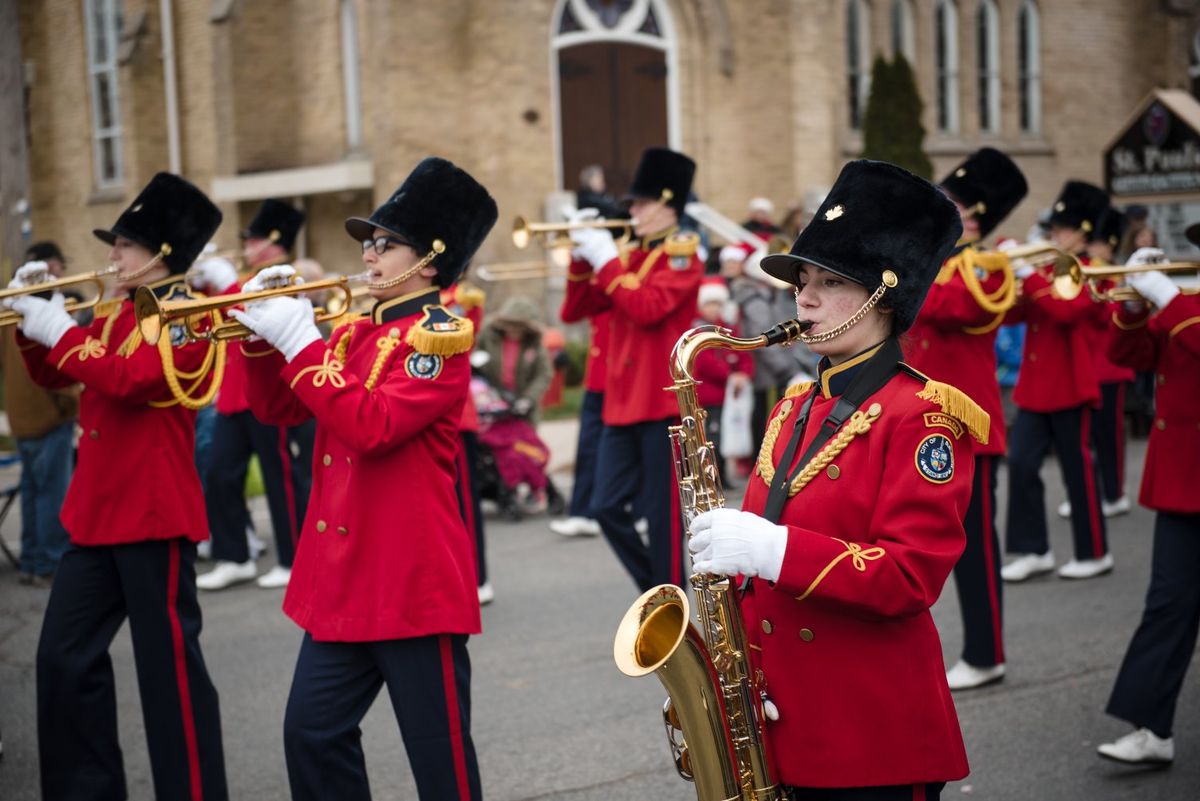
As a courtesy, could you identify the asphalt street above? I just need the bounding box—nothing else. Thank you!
[0,435,1197,800]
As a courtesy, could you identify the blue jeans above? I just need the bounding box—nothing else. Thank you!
[17,421,73,576]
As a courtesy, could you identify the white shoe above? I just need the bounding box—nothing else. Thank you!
[196,560,257,591]
[1057,552,1114,579]
[196,539,212,560]
[1102,496,1132,518]
[634,518,649,536]
[1057,500,1071,519]
[247,528,268,559]
[1097,728,1174,765]
[1000,552,1056,582]
[945,660,1006,690]
[477,582,495,606]
[549,516,600,537]
[255,565,291,589]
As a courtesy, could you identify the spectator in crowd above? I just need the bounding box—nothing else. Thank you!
[474,296,554,424]
[576,164,624,220]
[1,244,79,585]
[742,197,782,241]
[692,279,752,486]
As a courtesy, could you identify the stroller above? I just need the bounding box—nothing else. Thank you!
[471,376,566,521]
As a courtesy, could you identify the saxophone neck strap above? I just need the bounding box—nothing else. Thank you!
[760,338,903,523]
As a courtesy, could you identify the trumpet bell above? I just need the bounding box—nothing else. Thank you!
[511,216,533,249]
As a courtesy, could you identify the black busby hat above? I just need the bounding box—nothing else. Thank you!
[1093,206,1127,248]
[761,160,962,333]
[623,147,695,215]
[939,147,1028,239]
[1047,180,1109,234]
[24,241,65,265]
[92,172,223,274]
[345,157,498,289]
[242,198,305,252]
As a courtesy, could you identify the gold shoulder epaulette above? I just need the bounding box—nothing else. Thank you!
[405,304,475,357]
[664,231,700,258]
[454,283,486,312]
[784,380,815,398]
[913,376,990,445]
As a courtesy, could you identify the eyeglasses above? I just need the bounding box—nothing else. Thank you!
[361,236,413,255]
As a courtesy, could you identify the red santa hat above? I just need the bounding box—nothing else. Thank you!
[697,278,730,308]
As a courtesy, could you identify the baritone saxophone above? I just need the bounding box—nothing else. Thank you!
[613,319,808,801]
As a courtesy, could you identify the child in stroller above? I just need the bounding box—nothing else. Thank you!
[469,372,566,520]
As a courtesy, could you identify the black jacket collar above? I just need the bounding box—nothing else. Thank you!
[371,287,441,325]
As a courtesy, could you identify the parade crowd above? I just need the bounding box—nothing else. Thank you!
[2,144,1198,801]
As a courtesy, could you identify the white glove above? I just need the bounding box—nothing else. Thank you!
[1125,247,1167,268]
[188,257,238,292]
[12,293,77,348]
[241,264,297,294]
[1125,270,1180,309]
[1012,260,1035,280]
[228,296,320,362]
[513,397,534,416]
[569,208,619,269]
[4,261,51,309]
[688,508,788,583]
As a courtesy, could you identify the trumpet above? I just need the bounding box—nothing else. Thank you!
[0,265,119,328]
[1053,260,1200,303]
[324,283,374,317]
[511,215,635,270]
[135,272,367,345]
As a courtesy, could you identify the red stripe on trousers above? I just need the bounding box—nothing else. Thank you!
[1113,383,1126,494]
[438,635,472,801]
[912,784,921,801]
[669,465,682,587]
[979,457,1004,663]
[167,541,204,801]
[1078,408,1104,557]
[456,438,479,584]
[278,427,299,549]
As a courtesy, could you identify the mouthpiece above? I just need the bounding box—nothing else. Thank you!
[761,319,812,346]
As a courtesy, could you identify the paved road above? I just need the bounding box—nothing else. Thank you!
[1,437,1197,800]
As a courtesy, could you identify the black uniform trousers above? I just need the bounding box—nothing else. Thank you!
[205,410,312,567]
[38,540,227,801]
[283,632,481,801]
[786,782,945,800]
[1091,382,1127,503]
[592,417,683,591]
[952,454,1005,667]
[455,430,487,585]
[1006,406,1108,561]
[566,389,604,519]
[1106,511,1200,738]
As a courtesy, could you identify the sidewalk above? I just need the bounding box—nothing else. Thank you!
[538,416,580,478]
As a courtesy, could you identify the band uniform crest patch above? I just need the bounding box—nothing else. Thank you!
[915,434,954,484]
[405,351,443,380]
[169,323,189,348]
[923,412,964,440]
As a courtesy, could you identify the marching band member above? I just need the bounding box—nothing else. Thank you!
[9,173,228,800]
[689,160,980,799]
[232,157,496,801]
[906,148,1027,690]
[194,198,313,591]
[1002,181,1112,582]
[1097,245,1200,766]
[564,146,703,590]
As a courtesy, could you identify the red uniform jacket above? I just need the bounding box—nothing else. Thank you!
[441,283,484,432]
[243,287,482,641]
[18,280,211,545]
[739,349,977,787]
[215,277,252,414]
[905,248,1009,456]
[1087,278,1135,385]
[1109,295,1200,514]
[563,233,702,425]
[1005,265,1101,412]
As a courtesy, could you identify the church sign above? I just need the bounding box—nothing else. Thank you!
[1106,90,1200,196]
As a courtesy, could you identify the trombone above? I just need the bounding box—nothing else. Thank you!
[0,265,119,328]
[135,273,366,345]
[472,259,564,283]
[1052,260,1200,303]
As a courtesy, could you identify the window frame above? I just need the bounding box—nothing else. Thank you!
[83,0,124,188]
[1017,0,1042,135]
[976,0,1000,134]
[340,0,363,152]
[846,0,872,131]
[935,0,960,135]
[890,0,915,64]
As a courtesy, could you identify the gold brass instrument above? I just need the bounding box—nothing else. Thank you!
[614,319,807,801]
[472,259,563,282]
[0,266,119,327]
[135,273,365,345]
[511,215,634,269]
[324,283,373,317]
[1051,260,1200,303]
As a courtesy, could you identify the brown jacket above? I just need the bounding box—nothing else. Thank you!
[1,331,79,439]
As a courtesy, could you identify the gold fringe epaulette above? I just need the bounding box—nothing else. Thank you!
[664,231,700,257]
[454,283,486,312]
[915,379,990,445]
[405,305,475,357]
[784,380,815,399]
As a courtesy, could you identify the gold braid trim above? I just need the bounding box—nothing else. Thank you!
[365,332,402,391]
[333,329,354,362]
[755,402,882,496]
[958,249,1016,334]
[784,380,815,399]
[151,313,226,410]
[100,311,121,347]
[454,283,486,312]
[915,380,990,445]
[794,537,887,602]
